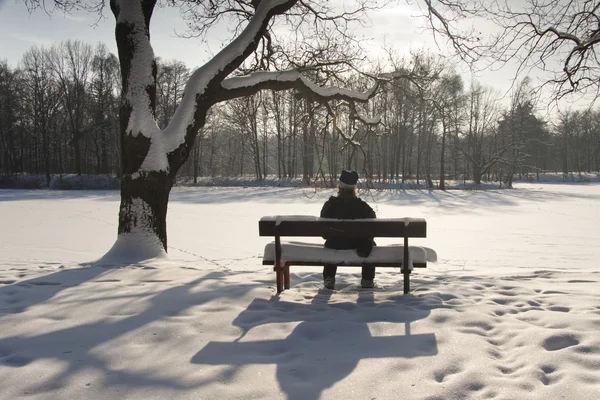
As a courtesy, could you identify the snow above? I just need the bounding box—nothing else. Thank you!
[263,215,319,224]
[261,216,424,224]
[355,113,381,125]
[221,70,378,102]
[115,0,165,172]
[117,0,161,141]
[97,197,168,263]
[1,183,599,399]
[99,232,167,266]
[138,135,169,173]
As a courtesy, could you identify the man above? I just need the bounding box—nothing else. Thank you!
[320,170,376,289]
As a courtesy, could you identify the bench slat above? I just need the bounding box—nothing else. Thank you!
[259,216,427,238]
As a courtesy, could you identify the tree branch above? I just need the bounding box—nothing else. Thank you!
[161,0,298,153]
[217,69,379,104]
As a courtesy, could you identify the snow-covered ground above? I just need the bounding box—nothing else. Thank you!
[0,184,599,399]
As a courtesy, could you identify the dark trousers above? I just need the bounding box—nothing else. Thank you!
[323,264,376,280]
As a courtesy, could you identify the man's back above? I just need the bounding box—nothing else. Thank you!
[320,195,375,220]
[320,195,376,254]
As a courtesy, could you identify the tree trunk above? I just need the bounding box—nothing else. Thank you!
[73,137,82,175]
[119,171,172,250]
[473,163,482,185]
[439,117,447,190]
[193,139,199,184]
[416,105,423,184]
[42,127,51,188]
[302,100,310,183]
[110,0,170,254]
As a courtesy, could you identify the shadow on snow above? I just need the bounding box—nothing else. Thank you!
[192,288,442,400]
[2,184,600,212]
[0,265,447,399]
[0,269,260,394]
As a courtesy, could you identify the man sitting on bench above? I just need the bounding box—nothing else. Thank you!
[320,170,377,289]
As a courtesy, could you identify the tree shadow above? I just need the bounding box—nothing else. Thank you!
[2,184,598,213]
[0,270,261,395]
[191,289,443,400]
[0,258,179,316]
[170,187,320,205]
[168,185,600,216]
[0,265,113,314]
[373,186,600,212]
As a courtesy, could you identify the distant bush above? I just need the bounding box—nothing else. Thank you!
[176,176,307,188]
[49,174,120,190]
[515,172,600,184]
[0,174,120,190]
[0,174,46,189]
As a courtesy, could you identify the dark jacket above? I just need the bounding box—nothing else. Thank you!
[320,195,376,257]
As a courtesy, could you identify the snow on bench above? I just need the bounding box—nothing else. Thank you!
[259,216,436,294]
[263,241,436,267]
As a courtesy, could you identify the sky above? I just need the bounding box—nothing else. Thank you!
[0,0,588,115]
[0,2,508,81]
[0,1,442,68]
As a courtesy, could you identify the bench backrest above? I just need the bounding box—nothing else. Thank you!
[259,216,426,238]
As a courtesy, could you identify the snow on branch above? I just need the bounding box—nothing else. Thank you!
[161,0,297,153]
[217,70,379,104]
[346,101,381,125]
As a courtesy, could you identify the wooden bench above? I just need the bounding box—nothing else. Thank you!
[259,216,436,294]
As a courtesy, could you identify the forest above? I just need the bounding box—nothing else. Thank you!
[1,40,599,189]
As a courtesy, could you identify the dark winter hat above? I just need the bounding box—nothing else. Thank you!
[339,170,359,188]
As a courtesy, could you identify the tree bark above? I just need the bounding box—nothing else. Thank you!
[112,0,170,250]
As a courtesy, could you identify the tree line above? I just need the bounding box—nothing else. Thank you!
[1,41,599,188]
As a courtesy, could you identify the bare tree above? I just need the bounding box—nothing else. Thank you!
[225,94,264,179]
[265,90,289,178]
[89,44,120,174]
[430,72,464,190]
[458,81,507,184]
[23,0,383,257]
[0,61,23,175]
[496,78,548,186]
[554,108,599,178]
[422,0,600,100]
[155,60,189,129]
[21,47,61,187]
[49,40,93,175]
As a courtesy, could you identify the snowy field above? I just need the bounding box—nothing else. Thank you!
[0,184,599,399]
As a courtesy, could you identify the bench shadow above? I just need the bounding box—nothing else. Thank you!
[191,289,442,400]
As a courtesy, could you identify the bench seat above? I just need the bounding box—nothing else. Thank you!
[263,241,437,269]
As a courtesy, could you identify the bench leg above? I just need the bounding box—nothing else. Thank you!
[403,268,411,294]
[284,263,291,290]
[274,262,284,293]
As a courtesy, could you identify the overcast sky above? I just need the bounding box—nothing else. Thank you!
[0,0,588,116]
